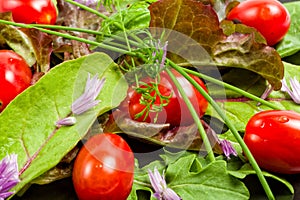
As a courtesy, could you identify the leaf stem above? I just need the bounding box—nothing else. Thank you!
[183,68,282,110]
[19,125,61,175]
[169,61,275,200]
[165,68,215,162]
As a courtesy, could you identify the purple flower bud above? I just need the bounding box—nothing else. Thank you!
[219,140,238,159]
[148,167,181,200]
[281,77,300,104]
[0,154,20,200]
[72,73,105,115]
[55,117,77,127]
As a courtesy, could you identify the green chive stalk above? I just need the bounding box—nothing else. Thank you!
[31,24,144,48]
[169,60,275,200]
[0,19,136,56]
[165,67,215,162]
[182,68,283,110]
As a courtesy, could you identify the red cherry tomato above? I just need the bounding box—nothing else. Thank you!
[124,69,208,127]
[227,0,290,46]
[244,110,300,174]
[0,50,32,111]
[0,0,57,25]
[72,133,135,200]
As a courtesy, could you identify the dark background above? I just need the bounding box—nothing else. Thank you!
[11,0,300,200]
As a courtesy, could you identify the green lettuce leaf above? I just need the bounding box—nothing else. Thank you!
[208,61,300,139]
[128,152,250,200]
[0,52,127,196]
[97,1,151,42]
[276,1,300,58]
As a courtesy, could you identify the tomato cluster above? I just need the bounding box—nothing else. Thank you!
[227,0,290,46]
[244,110,300,174]
[121,69,209,127]
[0,0,57,25]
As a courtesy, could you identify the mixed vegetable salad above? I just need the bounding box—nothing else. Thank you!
[0,0,300,199]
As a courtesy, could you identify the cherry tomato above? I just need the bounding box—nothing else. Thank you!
[72,133,135,200]
[244,110,300,174]
[123,69,208,127]
[0,50,32,111]
[227,0,290,46]
[0,0,57,25]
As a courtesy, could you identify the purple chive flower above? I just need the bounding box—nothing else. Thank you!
[74,0,98,6]
[219,140,238,159]
[0,154,20,200]
[281,77,300,104]
[72,73,105,115]
[152,40,168,69]
[148,167,181,200]
[160,41,168,69]
[56,73,105,127]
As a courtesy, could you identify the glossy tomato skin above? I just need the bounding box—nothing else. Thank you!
[0,0,57,24]
[72,133,135,200]
[227,0,290,46]
[126,69,208,127]
[244,110,300,174]
[0,50,32,111]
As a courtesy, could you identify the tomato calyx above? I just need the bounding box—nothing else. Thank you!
[133,79,173,123]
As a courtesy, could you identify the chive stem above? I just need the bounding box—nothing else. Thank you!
[169,60,275,200]
[183,68,282,110]
[0,20,136,56]
[165,68,215,162]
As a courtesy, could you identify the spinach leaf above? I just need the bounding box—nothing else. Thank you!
[276,1,300,58]
[0,52,127,196]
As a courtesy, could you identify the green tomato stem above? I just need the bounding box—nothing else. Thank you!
[182,68,282,110]
[169,60,275,200]
[165,68,215,162]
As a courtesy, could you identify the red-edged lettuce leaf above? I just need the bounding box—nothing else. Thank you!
[0,13,36,66]
[20,28,53,72]
[148,0,284,90]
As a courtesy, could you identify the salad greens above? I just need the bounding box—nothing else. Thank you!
[0,0,299,199]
